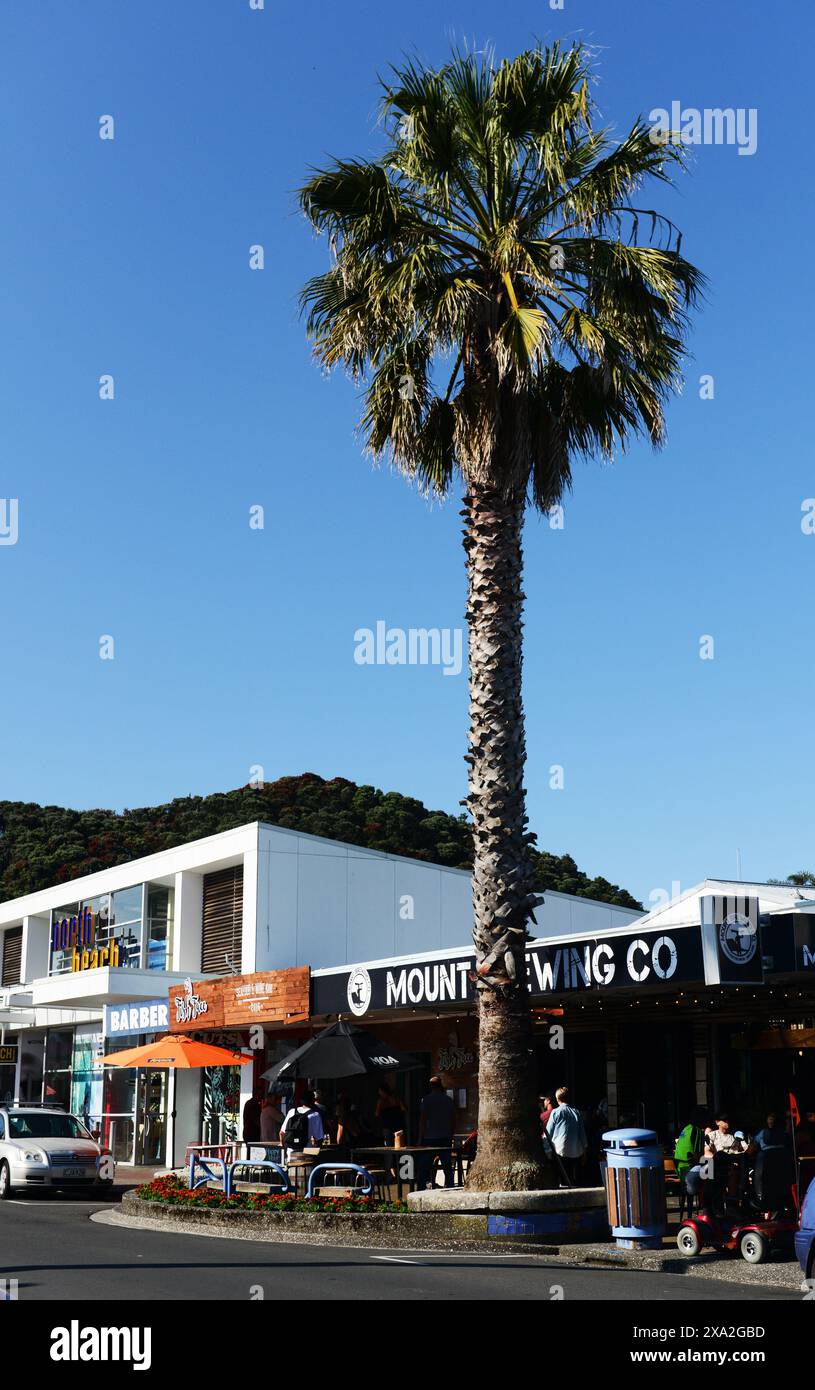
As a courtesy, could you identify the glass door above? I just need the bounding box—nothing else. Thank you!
[134,1068,168,1165]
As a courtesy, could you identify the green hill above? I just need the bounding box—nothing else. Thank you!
[0,773,641,910]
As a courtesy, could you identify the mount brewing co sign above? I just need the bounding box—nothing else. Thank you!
[312,927,707,1017]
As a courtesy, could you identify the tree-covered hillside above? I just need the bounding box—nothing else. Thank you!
[0,774,641,909]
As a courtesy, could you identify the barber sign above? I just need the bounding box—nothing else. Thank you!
[103,999,170,1038]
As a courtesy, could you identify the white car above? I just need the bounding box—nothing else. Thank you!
[0,1106,115,1198]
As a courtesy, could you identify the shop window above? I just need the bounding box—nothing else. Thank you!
[146,885,174,971]
[202,1065,241,1143]
[44,1028,73,1110]
[49,889,143,975]
[70,1029,104,1128]
[1,926,23,986]
[111,886,143,926]
[18,1036,45,1103]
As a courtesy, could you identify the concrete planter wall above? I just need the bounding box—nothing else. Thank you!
[408,1186,608,1241]
[121,1189,609,1248]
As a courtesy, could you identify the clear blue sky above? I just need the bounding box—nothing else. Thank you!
[1,0,811,907]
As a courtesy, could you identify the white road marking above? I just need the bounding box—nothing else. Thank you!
[4,1199,106,1207]
[370,1255,419,1264]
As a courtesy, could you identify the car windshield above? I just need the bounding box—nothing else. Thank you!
[7,1113,93,1140]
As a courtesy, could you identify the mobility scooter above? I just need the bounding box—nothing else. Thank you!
[676,1146,799,1263]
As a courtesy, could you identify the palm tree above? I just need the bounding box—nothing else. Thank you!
[298,43,703,1190]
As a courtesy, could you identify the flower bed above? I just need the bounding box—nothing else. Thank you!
[136,1173,408,1214]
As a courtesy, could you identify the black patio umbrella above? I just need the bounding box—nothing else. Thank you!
[260,1019,423,1084]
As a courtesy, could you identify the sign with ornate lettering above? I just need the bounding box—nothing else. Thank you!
[169,968,309,1032]
[174,978,210,1025]
[436,1046,475,1071]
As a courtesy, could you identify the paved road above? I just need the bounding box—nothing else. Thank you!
[0,1192,796,1301]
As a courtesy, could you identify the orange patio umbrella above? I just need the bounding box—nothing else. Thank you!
[99,1034,252,1068]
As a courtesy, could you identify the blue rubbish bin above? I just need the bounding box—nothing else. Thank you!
[602,1128,667,1250]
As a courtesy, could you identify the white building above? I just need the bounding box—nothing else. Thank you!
[0,821,639,1165]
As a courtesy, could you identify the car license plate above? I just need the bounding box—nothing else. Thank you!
[63,1167,85,1178]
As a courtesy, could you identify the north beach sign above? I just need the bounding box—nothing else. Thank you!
[312,927,707,1016]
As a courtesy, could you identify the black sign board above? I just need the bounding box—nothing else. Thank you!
[700,894,765,985]
[794,914,815,975]
[313,925,707,1018]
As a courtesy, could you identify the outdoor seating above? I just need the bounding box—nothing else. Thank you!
[306,1162,374,1200]
[189,1152,230,1195]
[286,1154,316,1197]
[188,1152,293,1198]
[227,1160,291,1195]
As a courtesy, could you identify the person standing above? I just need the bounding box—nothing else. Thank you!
[280,1089,325,1161]
[242,1085,264,1143]
[539,1094,555,1136]
[376,1082,408,1145]
[544,1087,587,1184]
[260,1093,284,1144]
[417,1076,455,1189]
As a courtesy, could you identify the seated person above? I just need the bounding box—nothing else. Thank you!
[674,1108,707,1182]
[705,1112,747,1156]
[685,1112,747,1210]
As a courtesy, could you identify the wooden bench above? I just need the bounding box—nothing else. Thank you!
[232,1181,285,1194]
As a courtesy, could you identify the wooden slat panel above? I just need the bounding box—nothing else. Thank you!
[201,867,243,974]
[630,1168,643,1226]
[605,1168,618,1225]
[616,1169,630,1226]
[1,926,22,986]
[170,967,311,1032]
[222,968,310,1026]
[652,1167,667,1223]
[625,1173,636,1228]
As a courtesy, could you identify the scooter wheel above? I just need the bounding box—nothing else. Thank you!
[677,1225,701,1256]
[740,1231,768,1264]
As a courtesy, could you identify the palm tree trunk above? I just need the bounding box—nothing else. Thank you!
[462,484,547,1191]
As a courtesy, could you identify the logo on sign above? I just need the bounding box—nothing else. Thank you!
[347,967,371,1017]
[175,978,209,1024]
[719,913,757,965]
[437,1046,475,1071]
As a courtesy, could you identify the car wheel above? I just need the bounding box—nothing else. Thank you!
[740,1231,768,1264]
[677,1225,701,1256]
[0,1160,13,1200]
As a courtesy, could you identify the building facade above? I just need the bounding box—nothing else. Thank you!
[5,823,810,1165]
[0,821,639,1165]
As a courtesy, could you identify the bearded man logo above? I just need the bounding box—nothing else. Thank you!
[719,912,758,966]
[347,967,372,1016]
